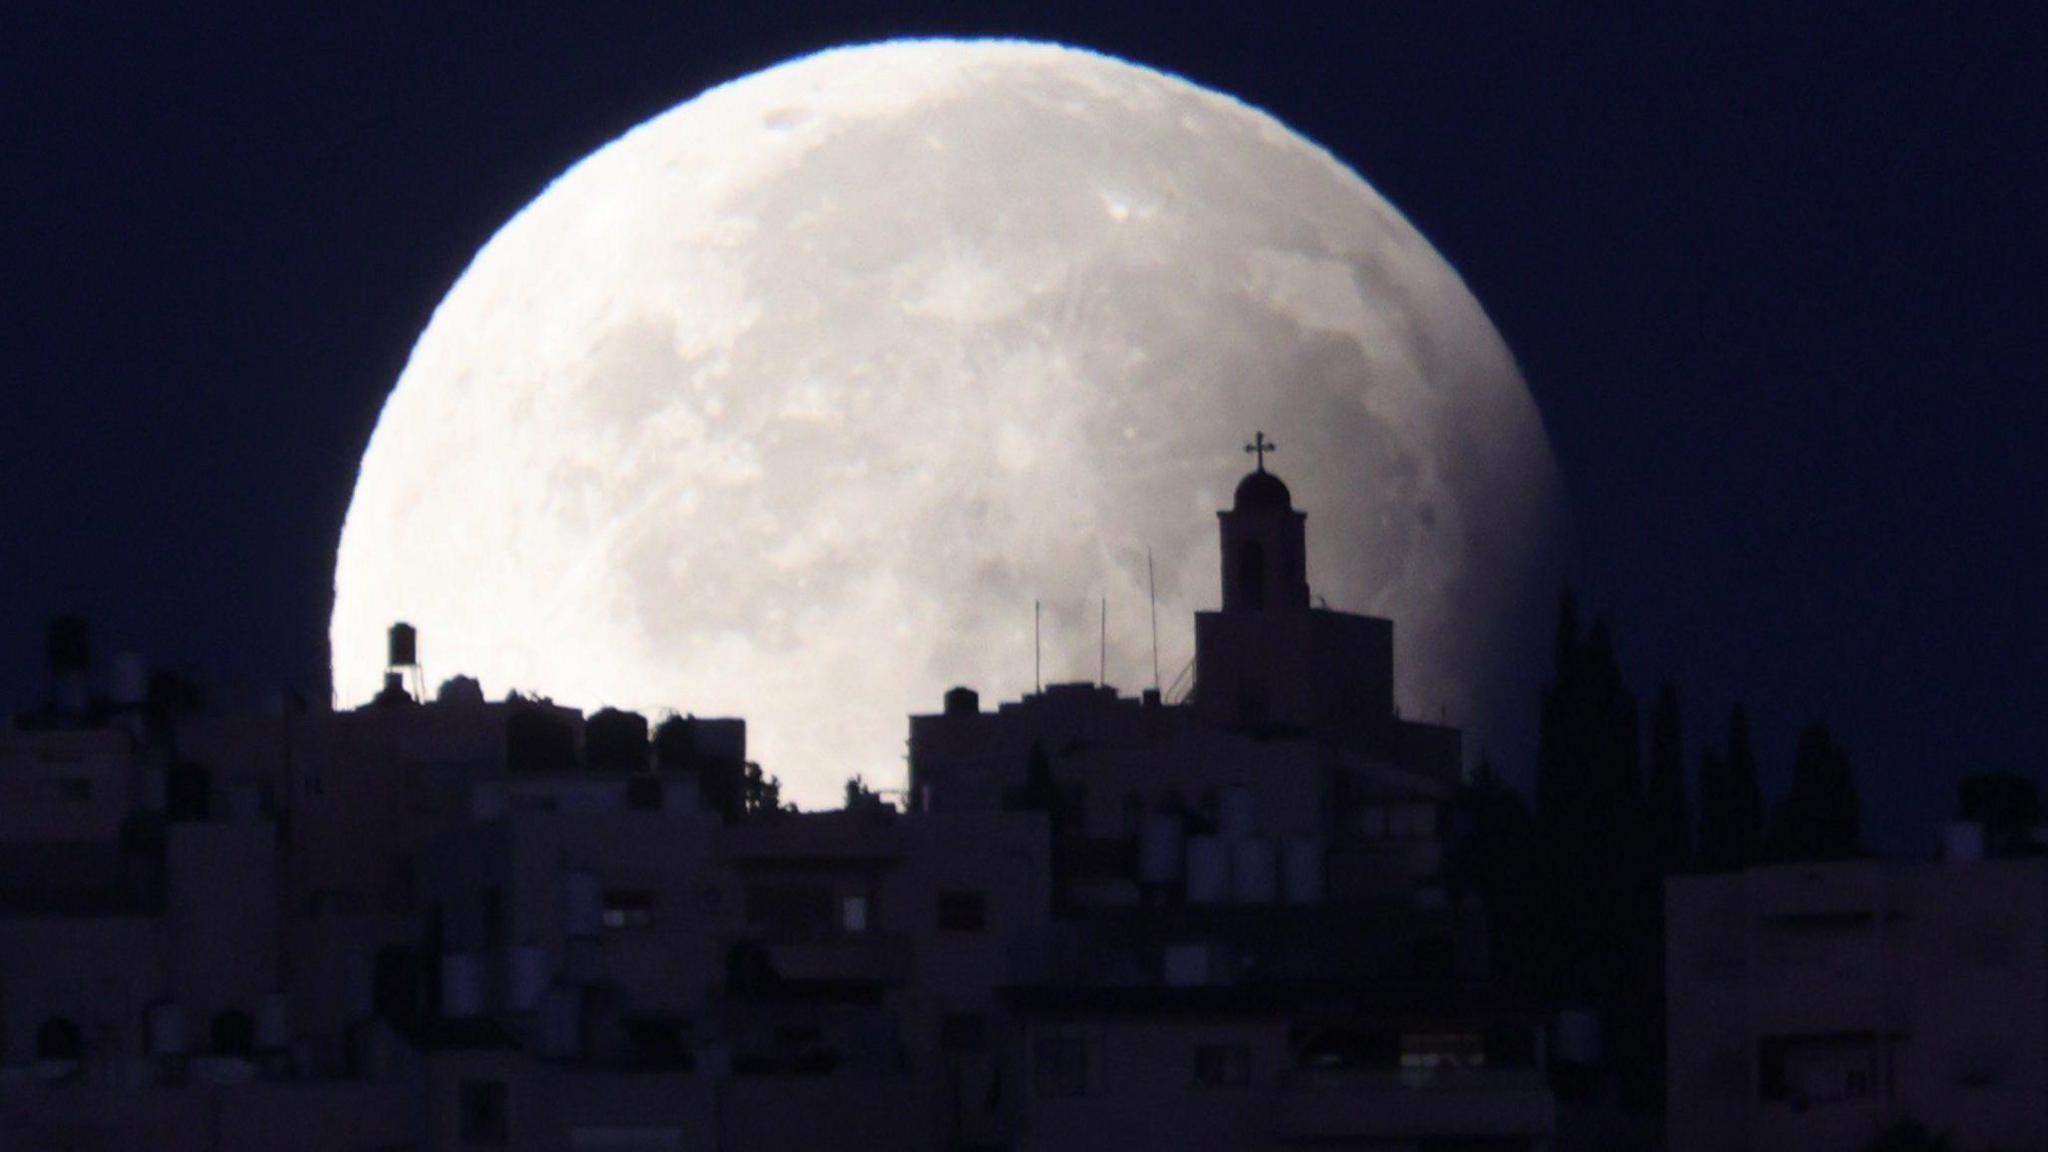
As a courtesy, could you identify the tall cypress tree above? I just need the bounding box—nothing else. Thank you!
[1727,704,1764,863]
[1766,724,1862,861]
[1533,598,1645,1001]
[1646,684,1690,874]
[1695,748,1731,870]
[1698,704,1766,870]
[1536,591,1583,825]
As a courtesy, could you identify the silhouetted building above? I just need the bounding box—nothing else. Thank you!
[0,456,1553,1151]
[1667,840,2048,1152]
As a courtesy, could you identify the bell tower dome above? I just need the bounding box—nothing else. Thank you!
[1194,433,1398,742]
[1219,432,1309,613]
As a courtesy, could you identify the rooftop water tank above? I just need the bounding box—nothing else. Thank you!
[387,622,417,667]
[944,686,980,716]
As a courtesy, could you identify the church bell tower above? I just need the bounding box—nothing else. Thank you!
[1194,432,1396,740]
[1219,432,1309,614]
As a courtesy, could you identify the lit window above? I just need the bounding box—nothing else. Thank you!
[841,894,869,934]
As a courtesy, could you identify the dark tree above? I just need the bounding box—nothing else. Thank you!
[1697,704,1765,871]
[1645,683,1690,874]
[1447,757,1542,993]
[1957,771,2043,857]
[1532,592,1661,1106]
[741,761,787,818]
[1727,704,1763,853]
[144,669,207,743]
[652,715,697,773]
[1534,604,1646,981]
[1766,724,1863,862]
[844,775,887,813]
[585,708,650,773]
[46,614,90,673]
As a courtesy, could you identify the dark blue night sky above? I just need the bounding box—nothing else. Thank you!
[2,2,2043,854]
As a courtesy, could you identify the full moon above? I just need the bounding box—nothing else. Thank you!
[332,39,1564,806]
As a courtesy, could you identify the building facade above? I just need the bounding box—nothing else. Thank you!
[1,463,1554,1150]
[1667,854,2048,1152]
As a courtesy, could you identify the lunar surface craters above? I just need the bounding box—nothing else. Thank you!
[332,41,1563,807]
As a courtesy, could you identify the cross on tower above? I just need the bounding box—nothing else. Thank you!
[1244,431,1277,473]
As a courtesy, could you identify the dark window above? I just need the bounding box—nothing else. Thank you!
[746,884,839,942]
[372,945,419,1026]
[481,886,505,947]
[625,774,663,810]
[941,1012,988,1055]
[938,890,987,933]
[1033,1033,1100,1097]
[36,1018,83,1062]
[34,777,92,802]
[625,1016,689,1069]
[603,888,653,930]
[1237,540,1266,610]
[458,1079,510,1146]
[1759,1033,1880,1104]
[1195,1042,1252,1087]
[211,1010,255,1059]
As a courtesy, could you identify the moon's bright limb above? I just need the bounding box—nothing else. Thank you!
[331,39,1565,807]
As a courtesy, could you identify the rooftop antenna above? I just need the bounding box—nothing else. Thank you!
[1098,596,1107,688]
[1034,601,1042,693]
[1148,547,1161,694]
